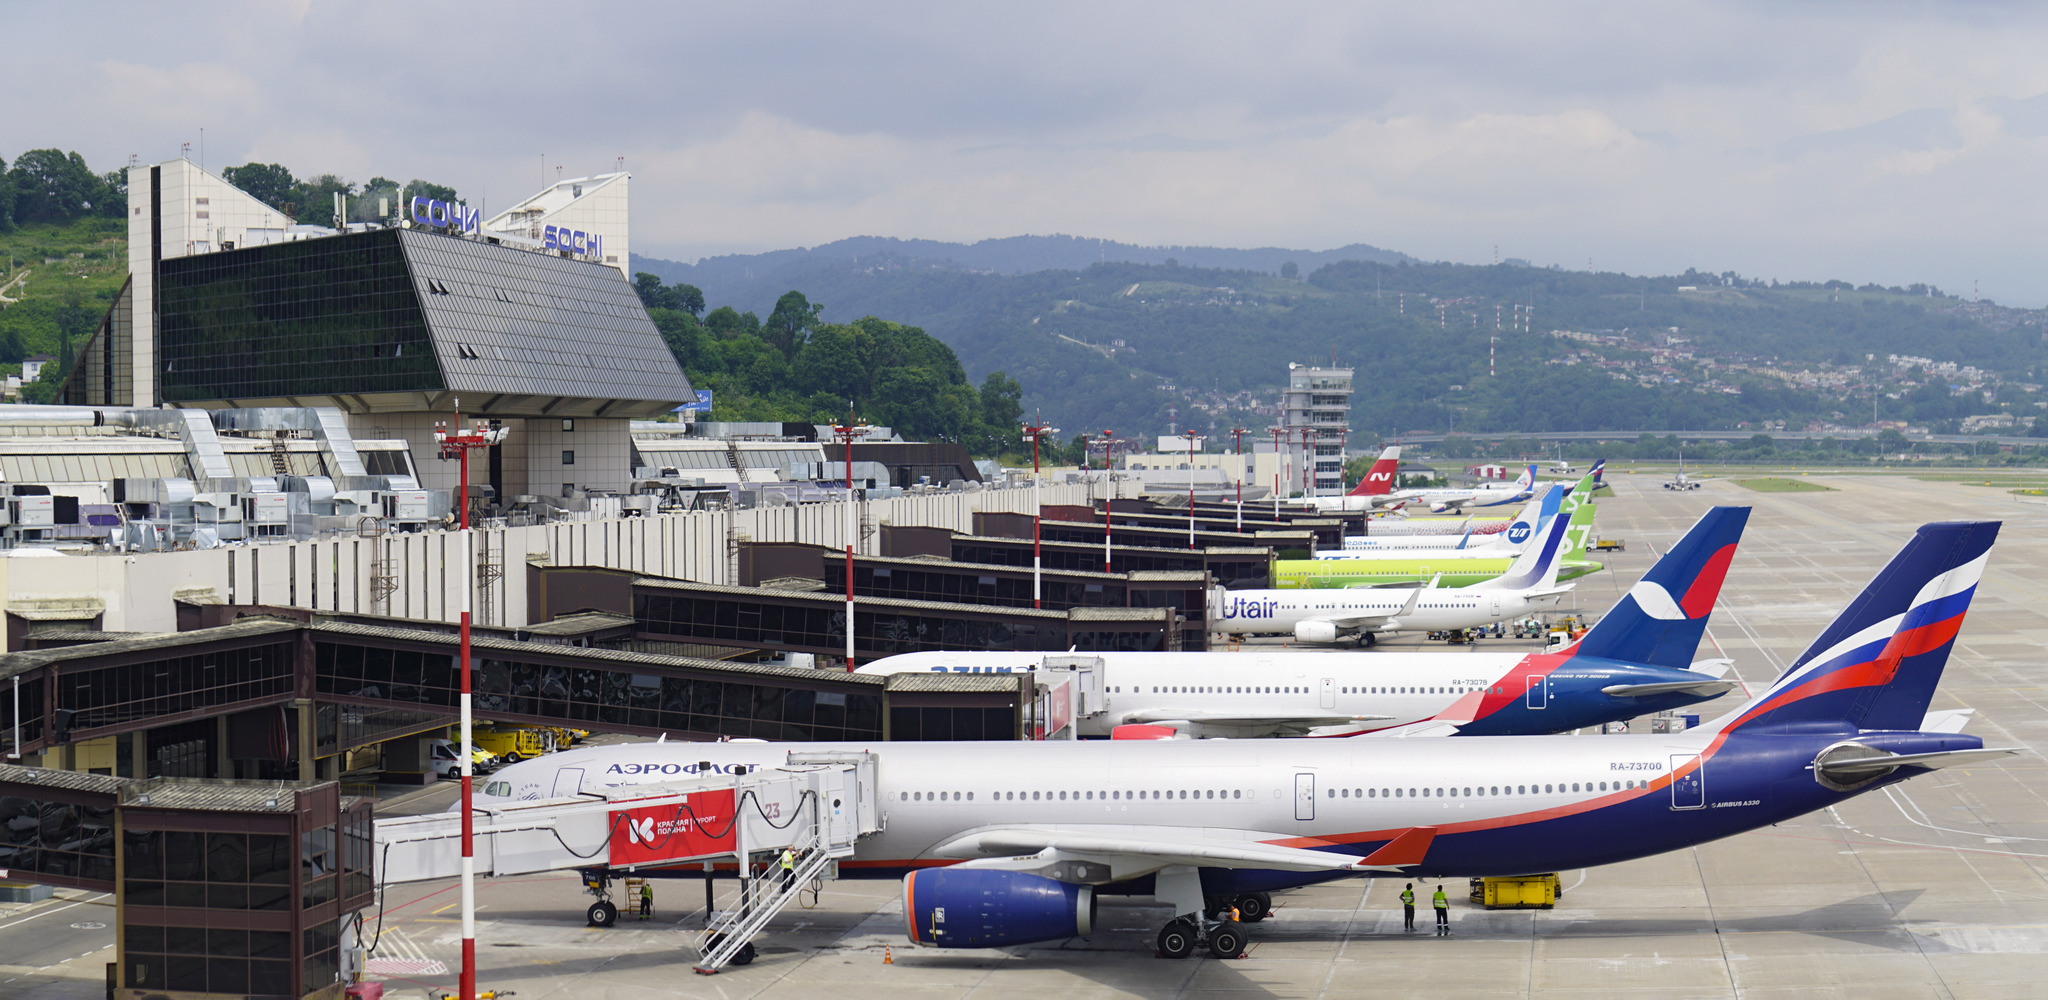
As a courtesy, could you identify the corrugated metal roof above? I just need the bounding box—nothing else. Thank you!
[1067,607,1172,622]
[0,618,302,680]
[401,230,692,406]
[633,577,1068,619]
[860,552,1122,581]
[309,621,886,687]
[883,673,1023,693]
[0,763,125,796]
[1125,570,1210,582]
[523,612,636,636]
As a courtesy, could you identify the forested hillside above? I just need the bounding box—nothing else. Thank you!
[634,242,2048,443]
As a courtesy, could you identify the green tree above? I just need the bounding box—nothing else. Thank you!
[9,149,105,224]
[763,290,822,361]
[55,291,91,372]
[977,372,1023,454]
[289,174,357,228]
[1280,261,1299,280]
[0,153,12,231]
[97,169,126,217]
[703,306,759,340]
[221,162,296,213]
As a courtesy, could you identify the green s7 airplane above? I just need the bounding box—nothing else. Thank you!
[1273,470,1603,589]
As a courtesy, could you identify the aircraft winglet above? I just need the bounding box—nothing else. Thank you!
[1361,826,1437,867]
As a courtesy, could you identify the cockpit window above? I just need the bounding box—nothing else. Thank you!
[483,781,512,797]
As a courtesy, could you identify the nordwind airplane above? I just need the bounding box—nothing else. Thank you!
[1297,445,1402,512]
[484,518,2012,961]
[1274,484,1601,589]
[1216,493,1576,645]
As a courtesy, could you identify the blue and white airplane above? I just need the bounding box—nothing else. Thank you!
[486,519,2012,960]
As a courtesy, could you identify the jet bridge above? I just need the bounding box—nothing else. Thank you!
[373,750,880,972]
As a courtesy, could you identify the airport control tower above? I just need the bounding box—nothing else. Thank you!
[1280,363,1352,497]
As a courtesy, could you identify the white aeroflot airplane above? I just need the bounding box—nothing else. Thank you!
[1214,498,1574,645]
[486,518,2010,961]
[1375,463,1540,513]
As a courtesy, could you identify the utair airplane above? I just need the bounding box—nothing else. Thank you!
[483,518,2012,961]
[855,504,1740,735]
[1296,445,1402,513]
[1217,493,1576,645]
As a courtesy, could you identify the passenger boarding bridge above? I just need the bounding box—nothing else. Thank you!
[374,750,881,972]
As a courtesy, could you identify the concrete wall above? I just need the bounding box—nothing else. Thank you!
[0,483,1090,643]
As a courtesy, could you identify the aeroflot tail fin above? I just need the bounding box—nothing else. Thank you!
[1706,520,1998,735]
[1350,445,1402,496]
[1588,458,1607,489]
[1570,506,1750,669]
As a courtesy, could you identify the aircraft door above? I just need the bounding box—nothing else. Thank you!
[1668,755,1704,810]
[1490,596,1502,616]
[1294,773,1316,821]
[551,767,584,798]
[1319,678,1335,709]
[1525,675,1548,709]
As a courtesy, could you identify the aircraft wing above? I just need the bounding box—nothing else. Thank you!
[1319,580,1432,631]
[931,825,1381,875]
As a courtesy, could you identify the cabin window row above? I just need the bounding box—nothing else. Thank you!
[1329,780,1648,799]
[900,788,1247,802]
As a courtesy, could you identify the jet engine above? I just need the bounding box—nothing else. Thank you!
[903,868,1095,947]
[1294,621,1342,643]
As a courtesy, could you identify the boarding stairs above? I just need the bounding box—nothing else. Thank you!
[692,825,840,973]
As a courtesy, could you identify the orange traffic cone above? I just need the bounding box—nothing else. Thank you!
[883,946,894,965]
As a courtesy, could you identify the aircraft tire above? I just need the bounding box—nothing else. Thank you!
[1207,920,1245,959]
[1156,918,1197,959]
[1235,893,1272,922]
[587,900,617,927]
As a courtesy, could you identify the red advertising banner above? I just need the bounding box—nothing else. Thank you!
[608,788,739,866]
[1038,679,1074,740]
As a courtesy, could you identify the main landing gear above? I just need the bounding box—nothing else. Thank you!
[1354,632,1377,648]
[1154,893,1270,959]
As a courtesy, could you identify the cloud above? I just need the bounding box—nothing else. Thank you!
[8,2,2048,303]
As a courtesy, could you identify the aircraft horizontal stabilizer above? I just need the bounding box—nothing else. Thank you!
[1600,680,1737,698]
[933,827,1372,874]
[1815,747,2018,776]
[1917,708,1975,733]
[1688,658,1735,679]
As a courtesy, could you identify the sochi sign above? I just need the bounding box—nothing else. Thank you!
[410,196,478,234]
[543,224,603,258]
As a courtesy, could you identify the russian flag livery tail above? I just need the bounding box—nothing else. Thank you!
[1569,506,1750,669]
[1349,445,1401,496]
[1587,458,1606,490]
[1710,521,1998,736]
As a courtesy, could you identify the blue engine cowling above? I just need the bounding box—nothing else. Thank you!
[902,868,1095,947]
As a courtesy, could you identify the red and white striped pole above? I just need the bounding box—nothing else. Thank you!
[1022,421,1058,608]
[435,406,504,1000]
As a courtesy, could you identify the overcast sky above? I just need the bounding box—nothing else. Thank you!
[11,1,2048,304]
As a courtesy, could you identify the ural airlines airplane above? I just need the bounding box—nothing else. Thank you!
[1297,446,1401,513]
[487,518,2010,961]
[858,505,1738,734]
[1218,494,1576,645]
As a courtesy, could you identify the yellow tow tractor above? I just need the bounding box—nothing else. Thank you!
[1468,874,1562,909]
[471,725,547,763]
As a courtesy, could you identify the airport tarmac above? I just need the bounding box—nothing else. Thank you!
[2,472,2045,999]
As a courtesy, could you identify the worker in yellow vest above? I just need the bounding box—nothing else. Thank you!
[780,847,796,891]
[1400,883,1416,932]
[1433,884,1449,935]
